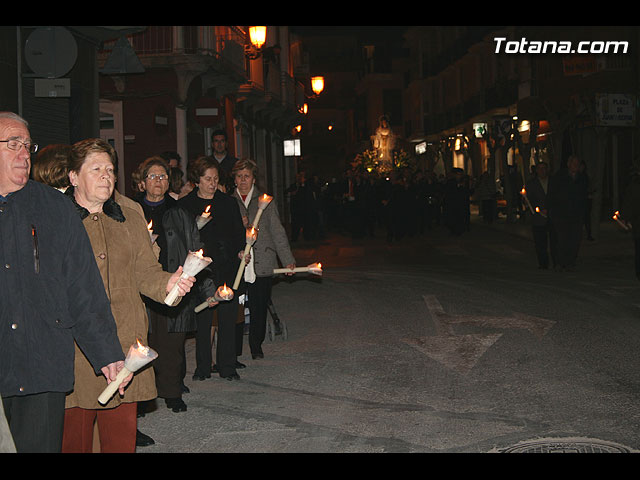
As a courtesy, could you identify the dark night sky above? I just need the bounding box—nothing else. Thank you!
[290,26,409,44]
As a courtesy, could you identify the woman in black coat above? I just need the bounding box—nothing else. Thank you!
[177,156,247,381]
[134,156,216,412]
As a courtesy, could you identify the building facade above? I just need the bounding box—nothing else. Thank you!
[97,26,310,220]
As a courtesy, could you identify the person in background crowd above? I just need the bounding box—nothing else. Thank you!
[287,171,311,242]
[211,129,238,193]
[621,165,640,281]
[526,162,553,269]
[231,159,295,360]
[547,154,588,272]
[178,156,247,381]
[475,170,496,225]
[30,144,72,192]
[160,151,181,170]
[0,112,125,453]
[443,168,471,236]
[134,156,217,413]
[168,167,185,200]
[580,160,595,241]
[61,138,195,453]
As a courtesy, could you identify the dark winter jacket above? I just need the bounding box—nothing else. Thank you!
[136,196,216,332]
[177,188,245,291]
[0,181,123,397]
[547,168,588,223]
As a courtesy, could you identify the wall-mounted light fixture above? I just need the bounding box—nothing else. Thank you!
[311,76,325,96]
[245,26,267,59]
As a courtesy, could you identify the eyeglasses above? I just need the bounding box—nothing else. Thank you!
[0,139,38,154]
[146,173,168,181]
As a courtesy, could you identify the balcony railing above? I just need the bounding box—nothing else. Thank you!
[98,26,247,75]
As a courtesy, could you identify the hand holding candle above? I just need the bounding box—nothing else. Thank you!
[194,283,234,313]
[98,340,158,405]
[232,226,258,290]
[273,262,323,276]
[164,250,211,305]
[196,205,212,230]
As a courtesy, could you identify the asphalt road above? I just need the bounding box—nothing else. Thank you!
[137,214,640,454]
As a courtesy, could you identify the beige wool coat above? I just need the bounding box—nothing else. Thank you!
[64,193,174,410]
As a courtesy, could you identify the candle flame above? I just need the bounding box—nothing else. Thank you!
[204,205,211,214]
[194,249,204,258]
[535,207,540,213]
[222,283,229,293]
[147,220,153,231]
[136,338,144,349]
[317,263,322,269]
[520,188,526,195]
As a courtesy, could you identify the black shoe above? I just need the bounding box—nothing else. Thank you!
[211,364,219,374]
[192,373,210,381]
[235,361,246,369]
[220,372,240,381]
[165,398,187,413]
[181,383,190,394]
[251,353,264,360]
[136,429,155,447]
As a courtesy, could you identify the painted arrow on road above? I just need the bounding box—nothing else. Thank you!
[402,295,555,375]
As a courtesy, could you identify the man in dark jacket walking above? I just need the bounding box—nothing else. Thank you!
[547,155,589,271]
[0,112,125,452]
[211,129,238,193]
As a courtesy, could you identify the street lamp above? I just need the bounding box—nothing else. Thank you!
[245,26,267,59]
[249,26,267,49]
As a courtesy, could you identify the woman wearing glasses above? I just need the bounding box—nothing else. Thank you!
[134,156,216,413]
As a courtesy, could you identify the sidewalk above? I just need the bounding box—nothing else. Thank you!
[469,211,634,260]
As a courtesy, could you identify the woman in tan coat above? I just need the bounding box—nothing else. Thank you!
[61,139,195,453]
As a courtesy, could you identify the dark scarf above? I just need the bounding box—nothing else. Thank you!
[64,186,126,223]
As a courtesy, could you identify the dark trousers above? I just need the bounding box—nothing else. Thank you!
[634,238,640,279]
[532,224,551,268]
[148,310,187,399]
[553,219,583,268]
[2,392,65,453]
[247,276,273,356]
[195,296,239,377]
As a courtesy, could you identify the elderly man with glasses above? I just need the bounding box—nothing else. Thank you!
[0,112,126,453]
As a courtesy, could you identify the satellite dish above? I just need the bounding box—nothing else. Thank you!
[24,26,78,79]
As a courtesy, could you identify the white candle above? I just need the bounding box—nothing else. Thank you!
[273,262,323,276]
[232,227,258,290]
[98,340,158,405]
[613,211,631,231]
[147,220,158,244]
[535,206,547,218]
[164,249,212,305]
[196,205,212,230]
[520,188,534,214]
[194,283,234,313]
[252,194,273,229]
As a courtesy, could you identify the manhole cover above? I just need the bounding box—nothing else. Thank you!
[498,437,636,453]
